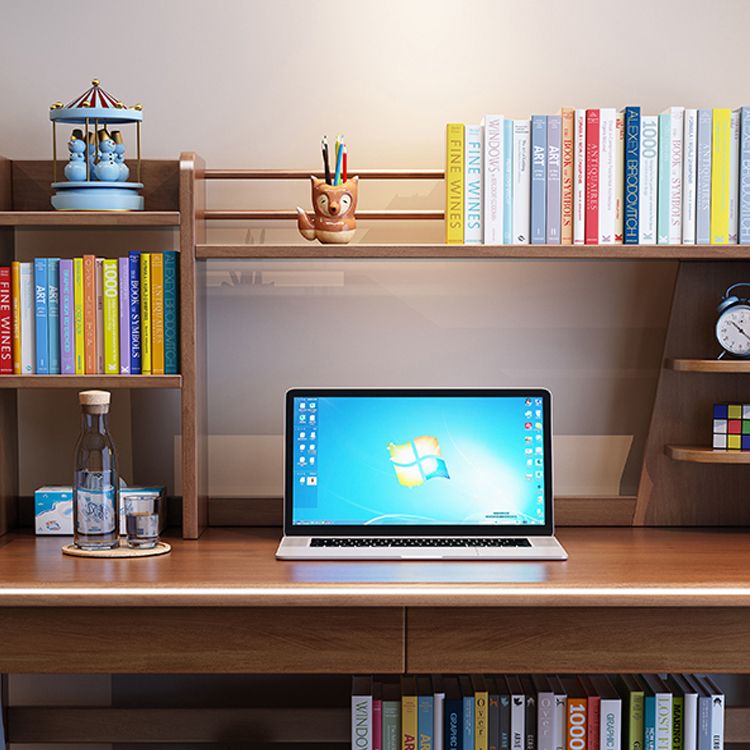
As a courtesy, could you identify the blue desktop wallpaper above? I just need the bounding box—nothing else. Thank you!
[291,395,547,526]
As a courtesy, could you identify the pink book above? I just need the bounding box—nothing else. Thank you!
[118,257,131,374]
[585,109,600,244]
[373,697,382,750]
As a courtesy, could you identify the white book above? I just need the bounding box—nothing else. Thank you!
[682,109,698,243]
[536,687,555,750]
[600,697,622,750]
[433,686,445,750]
[669,675,698,750]
[95,257,104,374]
[615,110,625,242]
[573,109,587,244]
[483,115,504,244]
[512,119,531,244]
[511,691,525,750]
[552,687,566,750]
[351,677,372,750]
[639,115,659,243]
[19,262,35,374]
[464,124,483,244]
[598,108,617,243]
[656,692,673,750]
[729,108,740,242]
[666,106,685,244]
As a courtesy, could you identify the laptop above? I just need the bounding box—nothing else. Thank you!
[275,388,568,560]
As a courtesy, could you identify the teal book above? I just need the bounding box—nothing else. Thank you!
[418,677,434,750]
[644,691,657,750]
[658,112,672,244]
[33,257,49,374]
[47,258,60,374]
[382,682,402,750]
[460,676,475,750]
[163,250,179,374]
[503,118,514,244]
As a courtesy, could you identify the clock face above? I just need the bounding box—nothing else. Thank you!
[717,305,750,356]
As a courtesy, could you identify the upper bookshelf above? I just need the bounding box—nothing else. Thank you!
[0,211,179,227]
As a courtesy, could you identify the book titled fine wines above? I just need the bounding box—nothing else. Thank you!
[445,103,750,246]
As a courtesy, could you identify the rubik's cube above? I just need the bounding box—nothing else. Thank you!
[712,403,750,450]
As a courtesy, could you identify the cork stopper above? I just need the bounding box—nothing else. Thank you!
[79,390,111,414]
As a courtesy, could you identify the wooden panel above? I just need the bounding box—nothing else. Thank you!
[666,358,750,373]
[636,261,750,525]
[0,211,179,226]
[205,168,444,180]
[0,607,404,672]
[407,607,750,673]
[180,152,208,538]
[666,445,750,463]
[728,707,750,743]
[0,156,10,210]
[0,375,181,389]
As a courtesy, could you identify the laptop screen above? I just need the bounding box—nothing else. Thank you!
[286,389,553,534]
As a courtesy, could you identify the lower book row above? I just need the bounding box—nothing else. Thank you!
[351,674,724,750]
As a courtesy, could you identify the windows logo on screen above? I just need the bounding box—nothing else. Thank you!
[387,436,450,488]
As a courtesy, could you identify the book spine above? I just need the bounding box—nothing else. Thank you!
[83,254,96,374]
[384,701,402,750]
[95,258,104,374]
[585,109,600,244]
[163,250,179,374]
[463,696,474,750]
[476,690,488,750]
[512,120,531,244]
[47,258,60,374]
[489,695,499,750]
[601,699,621,750]
[531,115,547,244]
[561,108,575,244]
[553,695,566,750]
[657,113,672,243]
[128,251,142,375]
[11,262,21,374]
[33,258,48,374]
[503,120,514,244]
[0,268,11,374]
[615,110,625,242]
[639,116,659,243]
[102,258,120,374]
[59,259,75,375]
[628,692,644,750]
[668,108,685,244]
[587,698,600,750]
[537,692,555,750]
[567,698,586,750]
[73,258,84,374]
[624,107,641,244]
[655,694,672,750]
[696,110,713,244]
[374,699,383,750]
[644,697,656,750]
[574,109,587,244]
[446,698,463,750]
[464,125,483,244]
[740,107,750,244]
[445,123,465,244]
[19,263,35,374]
[118,257,131,374]
[729,109,741,242]
[500,697,510,750]
[682,109,698,244]
[547,114,562,244]
[697,697,710,750]
[524,693,536,750]
[682,694,697,750]
[403,695,418,750]
[483,115,504,244]
[151,253,165,375]
[709,694,723,750]
[511,696,525,750]
[711,108,732,244]
[435,691,446,750]
[598,108,616,244]
[419,695,435,750]
[671,698,683,750]
[353,693,373,750]
[140,253,152,374]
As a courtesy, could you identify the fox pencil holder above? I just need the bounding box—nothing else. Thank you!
[296,176,358,244]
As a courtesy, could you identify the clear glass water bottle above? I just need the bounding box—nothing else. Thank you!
[73,390,119,550]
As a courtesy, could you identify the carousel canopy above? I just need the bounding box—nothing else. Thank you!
[50,79,143,125]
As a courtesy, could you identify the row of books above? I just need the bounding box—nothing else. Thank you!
[445,107,750,246]
[351,673,724,750]
[0,252,178,375]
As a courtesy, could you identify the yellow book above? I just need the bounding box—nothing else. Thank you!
[445,123,465,244]
[402,677,418,750]
[73,257,85,374]
[102,259,119,374]
[11,261,21,374]
[140,252,152,375]
[475,686,488,750]
[150,253,165,375]
[711,108,731,244]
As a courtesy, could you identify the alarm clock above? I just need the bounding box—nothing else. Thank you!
[716,283,750,358]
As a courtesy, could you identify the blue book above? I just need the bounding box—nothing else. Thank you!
[696,109,713,245]
[128,251,142,375]
[623,106,641,244]
[531,115,547,244]
[33,257,49,374]
[444,677,463,750]
[740,106,750,243]
[163,250,179,374]
[417,678,434,750]
[46,258,60,374]
[657,112,671,244]
[59,259,75,374]
[503,119,514,244]
[644,692,656,750]
[460,677,474,750]
[546,115,562,244]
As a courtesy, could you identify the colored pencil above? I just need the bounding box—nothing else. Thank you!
[334,136,344,185]
[343,145,348,182]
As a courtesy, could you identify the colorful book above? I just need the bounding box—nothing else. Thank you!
[615,675,644,750]
[128,251,142,375]
[503,119,514,245]
[666,676,697,750]
[47,258,60,374]
[11,261,21,374]
[95,257,104,374]
[623,107,641,244]
[729,108,741,242]
[473,675,489,750]
[639,115,659,243]
[140,252,152,374]
[740,107,750,244]
[374,683,383,750]
[574,108,587,244]
[483,115,504,244]
[531,115,548,244]
[668,107,685,244]
[73,257,84,374]
[352,676,373,750]
[118,256,131,375]
[403,676,418,750]
[33,257,48,374]
[83,254,96,374]
[102,258,119,374]
[561,108,575,244]
[151,253,165,375]
[585,108,600,244]
[696,109,713,245]
[591,676,621,750]
[642,675,672,750]
[460,676,475,750]
[418,676,435,750]
[682,109,698,244]
[547,114,562,244]
[445,123,465,244]
[561,676,586,750]
[711,108,732,244]
[0,267,11,374]
[444,677,463,750]
[580,676,600,750]
[19,262,35,374]
[657,111,672,244]
[614,110,625,242]
[59,259,75,375]
[464,125,483,244]
[598,108,617,244]
[383,683,402,750]
[512,120,531,244]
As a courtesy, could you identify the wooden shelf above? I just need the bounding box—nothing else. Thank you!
[196,243,750,260]
[0,375,181,389]
[665,445,750,463]
[0,211,180,227]
[666,358,750,372]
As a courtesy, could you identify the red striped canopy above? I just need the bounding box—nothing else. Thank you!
[65,81,121,109]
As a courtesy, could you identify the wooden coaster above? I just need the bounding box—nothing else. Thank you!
[62,541,171,558]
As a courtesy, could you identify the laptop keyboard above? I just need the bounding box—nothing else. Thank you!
[310,537,532,548]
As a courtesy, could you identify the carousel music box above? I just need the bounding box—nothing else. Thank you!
[49,79,144,210]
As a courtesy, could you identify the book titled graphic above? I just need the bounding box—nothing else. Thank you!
[598,108,617,244]
[11,262,21,374]
[73,257,84,374]
[682,109,698,244]
[729,108,740,242]
[503,119,514,244]
[483,115,504,244]
[140,252,152,374]
[512,120,531,244]
[445,124,465,244]
[83,254,96,374]
[696,110,713,244]
[623,107,641,244]
[128,251,142,375]
[151,253,165,375]
[19,262,35,374]
[574,109,587,244]
[614,110,625,242]
[118,257,131,374]
[59,259,75,375]
[531,115,547,244]
[33,257,48,374]
[547,114,562,244]
[47,258,60,374]
[585,108,600,244]
[639,115,659,244]
[740,107,750,244]
[444,677,463,750]
[464,125,483,245]
[711,108,732,244]
[102,258,119,374]
[0,267,11,374]
[163,251,179,375]
[352,676,373,750]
